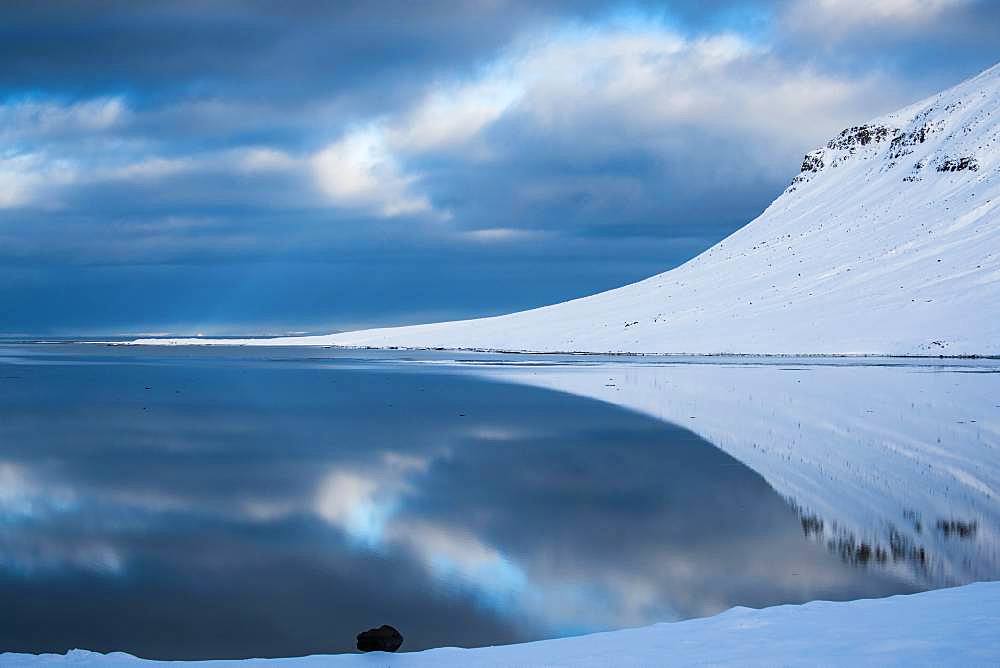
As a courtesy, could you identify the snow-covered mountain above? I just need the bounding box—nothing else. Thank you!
[140,64,1000,354]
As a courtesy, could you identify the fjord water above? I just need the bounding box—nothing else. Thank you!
[1,346,997,659]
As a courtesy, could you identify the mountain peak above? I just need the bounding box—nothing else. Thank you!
[788,61,998,194]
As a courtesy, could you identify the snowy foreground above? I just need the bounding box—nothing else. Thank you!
[134,63,1000,356]
[6,582,1000,667]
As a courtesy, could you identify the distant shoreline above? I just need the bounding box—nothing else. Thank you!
[104,341,1000,360]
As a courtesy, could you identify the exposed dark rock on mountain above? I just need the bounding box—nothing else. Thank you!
[826,124,893,151]
[937,156,979,172]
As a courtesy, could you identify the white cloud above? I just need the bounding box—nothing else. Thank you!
[462,227,545,243]
[388,75,522,154]
[784,0,971,37]
[309,22,903,220]
[0,152,77,209]
[0,93,305,209]
[309,76,520,217]
[0,23,908,221]
[234,146,297,172]
[102,147,299,183]
[0,96,127,144]
[509,28,893,162]
[311,126,433,217]
[105,156,196,181]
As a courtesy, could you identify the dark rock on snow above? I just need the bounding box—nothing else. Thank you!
[826,123,893,151]
[357,624,404,653]
[799,149,825,173]
[936,156,979,172]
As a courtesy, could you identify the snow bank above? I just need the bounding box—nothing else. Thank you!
[5,582,999,666]
[133,62,1000,355]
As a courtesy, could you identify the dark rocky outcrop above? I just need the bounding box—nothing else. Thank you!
[888,122,938,159]
[826,124,893,151]
[936,156,979,172]
[799,149,825,173]
[357,624,404,653]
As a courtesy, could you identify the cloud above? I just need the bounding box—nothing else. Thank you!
[785,0,971,36]
[388,75,523,154]
[234,147,297,173]
[101,147,299,183]
[311,126,435,218]
[0,96,127,143]
[3,2,999,333]
[462,228,547,243]
[104,156,196,182]
[506,28,885,156]
[0,152,77,209]
[307,22,899,226]
[0,96,128,208]
[308,72,520,218]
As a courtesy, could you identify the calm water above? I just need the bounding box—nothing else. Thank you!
[1,345,997,659]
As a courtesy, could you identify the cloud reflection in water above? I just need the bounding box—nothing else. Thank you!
[0,346,924,658]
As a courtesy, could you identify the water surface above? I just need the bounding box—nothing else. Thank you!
[1,345,997,659]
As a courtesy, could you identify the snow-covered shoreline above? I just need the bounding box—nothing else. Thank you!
[6,582,999,666]
[117,341,1000,359]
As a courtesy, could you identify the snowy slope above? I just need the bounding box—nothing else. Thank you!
[6,582,1000,666]
[137,62,1000,354]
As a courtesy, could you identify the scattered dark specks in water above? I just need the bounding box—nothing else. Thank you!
[937,519,977,539]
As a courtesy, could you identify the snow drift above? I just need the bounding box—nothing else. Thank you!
[6,582,1000,666]
[135,63,1000,354]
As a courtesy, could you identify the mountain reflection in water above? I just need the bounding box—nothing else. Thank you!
[489,358,1000,587]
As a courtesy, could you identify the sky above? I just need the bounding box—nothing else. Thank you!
[1,0,999,336]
